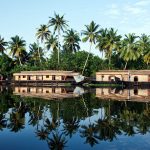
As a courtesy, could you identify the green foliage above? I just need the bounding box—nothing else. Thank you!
[36,24,51,43]
[63,29,80,53]
[0,36,7,54]
[0,14,150,78]
[0,54,13,76]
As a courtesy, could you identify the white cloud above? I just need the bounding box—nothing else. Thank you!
[106,4,120,17]
[102,1,150,35]
[124,5,146,15]
[120,17,128,24]
[135,0,150,6]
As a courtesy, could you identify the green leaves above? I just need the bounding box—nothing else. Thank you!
[45,35,58,52]
[119,33,142,69]
[63,29,80,53]
[48,13,68,34]
[82,21,100,44]
[0,36,7,54]
[8,35,26,66]
[36,24,51,43]
[96,28,121,69]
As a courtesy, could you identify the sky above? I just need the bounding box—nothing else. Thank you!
[0,0,150,56]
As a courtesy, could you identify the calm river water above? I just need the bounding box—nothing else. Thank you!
[0,86,150,150]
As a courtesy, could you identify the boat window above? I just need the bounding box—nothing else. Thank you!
[28,76,31,80]
[27,88,30,93]
[52,75,55,80]
[61,76,65,80]
[46,75,49,78]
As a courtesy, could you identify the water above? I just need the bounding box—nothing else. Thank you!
[0,86,150,150]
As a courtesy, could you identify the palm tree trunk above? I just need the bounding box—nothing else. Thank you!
[19,56,22,66]
[108,55,111,70]
[124,61,128,70]
[82,42,92,75]
[37,40,41,63]
[57,30,60,68]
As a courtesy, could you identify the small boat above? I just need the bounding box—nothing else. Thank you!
[73,74,85,83]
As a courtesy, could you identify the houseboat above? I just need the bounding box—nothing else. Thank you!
[13,70,82,85]
[96,70,150,86]
[13,86,84,100]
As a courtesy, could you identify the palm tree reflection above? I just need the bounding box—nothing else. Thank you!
[47,132,67,150]
[35,127,49,140]
[7,112,25,132]
[62,117,79,138]
[95,118,121,142]
[44,118,58,132]
[0,113,7,130]
[80,124,99,147]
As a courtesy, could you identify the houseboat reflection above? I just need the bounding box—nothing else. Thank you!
[96,88,150,102]
[13,86,84,99]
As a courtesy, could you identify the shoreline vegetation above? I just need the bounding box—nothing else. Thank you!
[83,83,124,87]
[0,12,150,80]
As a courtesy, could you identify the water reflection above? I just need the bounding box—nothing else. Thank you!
[96,88,150,102]
[0,87,150,149]
[13,86,85,99]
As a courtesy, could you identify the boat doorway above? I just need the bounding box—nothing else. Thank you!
[134,76,138,85]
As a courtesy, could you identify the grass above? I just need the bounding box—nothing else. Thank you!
[83,83,125,87]
[64,83,72,86]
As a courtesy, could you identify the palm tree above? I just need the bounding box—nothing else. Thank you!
[104,28,121,69]
[144,51,150,65]
[36,24,51,44]
[36,24,51,63]
[29,42,43,65]
[120,33,141,70]
[9,35,26,66]
[48,12,68,66]
[0,36,7,54]
[45,35,58,52]
[138,34,150,65]
[96,28,108,58]
[82,21,100,75]
[63,29,80,53]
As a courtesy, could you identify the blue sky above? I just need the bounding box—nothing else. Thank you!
[0,0,150,56]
